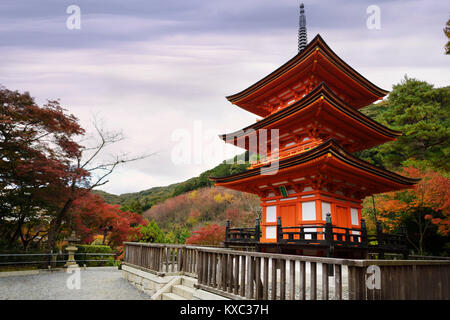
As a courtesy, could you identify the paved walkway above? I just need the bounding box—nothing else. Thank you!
[0,267,150,300]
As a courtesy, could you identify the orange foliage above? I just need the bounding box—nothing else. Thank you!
[185,224,225,246]
[375,167,450,236]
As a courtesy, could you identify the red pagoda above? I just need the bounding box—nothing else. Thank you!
[210,6,418,258]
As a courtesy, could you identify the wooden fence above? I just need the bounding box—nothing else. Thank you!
[0,252,116,269]
[123,242,450,300]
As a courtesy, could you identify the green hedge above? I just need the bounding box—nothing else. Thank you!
[67,245,115,267]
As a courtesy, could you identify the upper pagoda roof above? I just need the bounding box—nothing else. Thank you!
[210,139,419,197]
[220,82,401,153]
[226,34,389,117]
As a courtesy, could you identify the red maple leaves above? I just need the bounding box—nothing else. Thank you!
[185,224,225,246]
[71,193,147,247]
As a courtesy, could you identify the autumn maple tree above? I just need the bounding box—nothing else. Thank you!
[70,193,147,248]
[185,224,225,246]
[372,167,449,255]
[0,85,149,252]
[0,86,85,249]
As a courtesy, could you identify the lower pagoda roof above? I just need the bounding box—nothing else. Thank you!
[210,139,419,198]
[220,83,401,153]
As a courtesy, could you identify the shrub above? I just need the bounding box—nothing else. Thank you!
[72,244,115,267]
[185,224,225,246]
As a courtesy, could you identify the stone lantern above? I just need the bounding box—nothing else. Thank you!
[64,231,80,268]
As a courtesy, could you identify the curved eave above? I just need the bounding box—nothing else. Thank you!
[220,83,401,144]
[210,139,419,188]
[226,34,388,108]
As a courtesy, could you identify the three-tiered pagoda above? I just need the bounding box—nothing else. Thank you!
[211,5,418,258]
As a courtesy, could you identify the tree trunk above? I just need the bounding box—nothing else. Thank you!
[102,229,107,245]
[8,215,25,248]
[19,228,28,251]
[371,195,378,224]
[46,199,73,254]
[417,208,425,256]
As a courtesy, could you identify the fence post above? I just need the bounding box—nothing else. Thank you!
[325,213,334,276]
[225,221,230,248]
[50,250,56,269]
[255,218,260,242]
[325,213,332,243]
[400,224,409,259]
[277,216,283,242]
[277,216,282,243]
[361,218,367,245]
[376,221,383,239]
[275,216,283,253]
[376,221,385,259]
[180,246,185,272]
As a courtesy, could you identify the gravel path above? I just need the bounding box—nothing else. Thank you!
[0,267,150,300]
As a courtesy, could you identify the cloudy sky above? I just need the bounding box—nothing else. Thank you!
[1,0,449,195]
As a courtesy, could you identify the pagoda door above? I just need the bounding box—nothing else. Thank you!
[279,204,297,226]
[279,204,297,240]
[334,206,349,241]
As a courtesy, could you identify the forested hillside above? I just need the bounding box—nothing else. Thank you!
[142,187,260,243]
[93,161,250,213]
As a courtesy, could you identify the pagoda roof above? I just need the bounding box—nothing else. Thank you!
[210,139,419,196]
[226,34,389,117]
[220,83,401,152]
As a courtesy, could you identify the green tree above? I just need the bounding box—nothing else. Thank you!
[120,199,143,214]
[164,228,190,244]
[175,227,190,244]
[138,220,165,243]
[358,76,450,172]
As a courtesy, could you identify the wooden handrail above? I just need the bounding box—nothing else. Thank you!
[275,216,366,249]
[225,219,260,247]
[123,241,450,300]
[249,140,323,168]
[123,242,450,267]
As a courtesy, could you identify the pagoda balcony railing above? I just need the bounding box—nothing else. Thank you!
[224,220,260,247]
[249,139,322,169]
[367,221,408,258]
[224,214,409,258]
[276,215,367,249]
